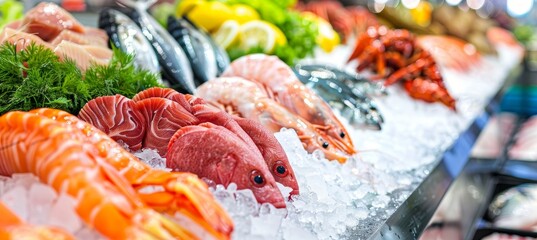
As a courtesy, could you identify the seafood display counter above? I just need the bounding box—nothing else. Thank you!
[0,2,528,240]
[363,75,517,240]
[262,44,523,239]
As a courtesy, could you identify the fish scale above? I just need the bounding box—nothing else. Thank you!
[119,4,196,94]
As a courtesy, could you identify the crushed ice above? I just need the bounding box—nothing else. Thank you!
[0,173,104,239]
[134,148,169,170]
[0,46,520,240]
[207,46,520,240]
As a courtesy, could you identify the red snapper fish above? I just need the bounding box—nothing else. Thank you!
[78,88,294,207]
[167,122,285,208]
[137,87,300,196]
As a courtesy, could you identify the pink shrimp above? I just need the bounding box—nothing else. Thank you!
[197,77,349,163]
[222,54,356,158]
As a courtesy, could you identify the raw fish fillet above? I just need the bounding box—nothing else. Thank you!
[54,40,112,71]
[135,98,199,156]
[0,28,52,51]
[21,2,85,41]
[78,95,146,151]
[84,27,109,46]
[50,29,108,47]
[132,87,192,112]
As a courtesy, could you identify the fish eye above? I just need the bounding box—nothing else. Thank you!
[273,161,288,178]
[340,131,345,138]
[250,170,265,187]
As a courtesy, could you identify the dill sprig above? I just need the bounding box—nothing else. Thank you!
[0,42,162,115]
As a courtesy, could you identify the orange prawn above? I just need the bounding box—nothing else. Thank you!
[29,108,234,240]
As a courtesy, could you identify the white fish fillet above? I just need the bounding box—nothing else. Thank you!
[54,40,112,71]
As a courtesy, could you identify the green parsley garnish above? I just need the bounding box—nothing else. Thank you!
[0,43,162,115]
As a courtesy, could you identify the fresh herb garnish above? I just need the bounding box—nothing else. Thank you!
[0,43,162,115]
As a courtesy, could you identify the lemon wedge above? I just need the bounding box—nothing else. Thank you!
[301,12,339,52]
[186,1,232,32]
[212,20,241,50]
[229,4,260,24]
[239,20,285,53]
[317,20,340,52]
[268,23,287,46]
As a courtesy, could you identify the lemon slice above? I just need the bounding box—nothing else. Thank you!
[229,4,260,24]
[268,23,287,46]
[186,1,232,32]
[212,20,240,50]
[317,20,340,52]
[239,20,277,53]
[301,12,339,52]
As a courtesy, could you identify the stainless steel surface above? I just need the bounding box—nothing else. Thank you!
[368,111,493,240]
[368,86,514,240]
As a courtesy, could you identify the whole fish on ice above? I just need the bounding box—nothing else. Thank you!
[79,88,294,206]
[293,63,384,130]
[119,0,196,93]
[99,8,160,74]
[168,16,217,84]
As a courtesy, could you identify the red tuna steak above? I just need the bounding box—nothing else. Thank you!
[136,98,198,156]
[78,95,146,151]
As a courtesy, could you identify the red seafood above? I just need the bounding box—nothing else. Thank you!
[222,54,356,158]
[0,200,74,239]
[348,26,456,110]
[32,108,234,239]
[0,3,111,71]
[78,95,146,151]
[21,2,85,41]
[135,97,198,156]
[132,87,192,112]
[167,122,285,208]
[233,117,299,195]
[296,1,378,42]
[0,110,223,239]
[79,90,294,206]
[197,77,349,163]
[134,87,300,196]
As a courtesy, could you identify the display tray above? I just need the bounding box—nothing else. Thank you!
[473,227,537,240]
[366,93,502,240]
[471,175,537,240]
[3,13,521,240]
[289,45,522,239]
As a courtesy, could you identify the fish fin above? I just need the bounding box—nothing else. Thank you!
[216,154,237,186]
